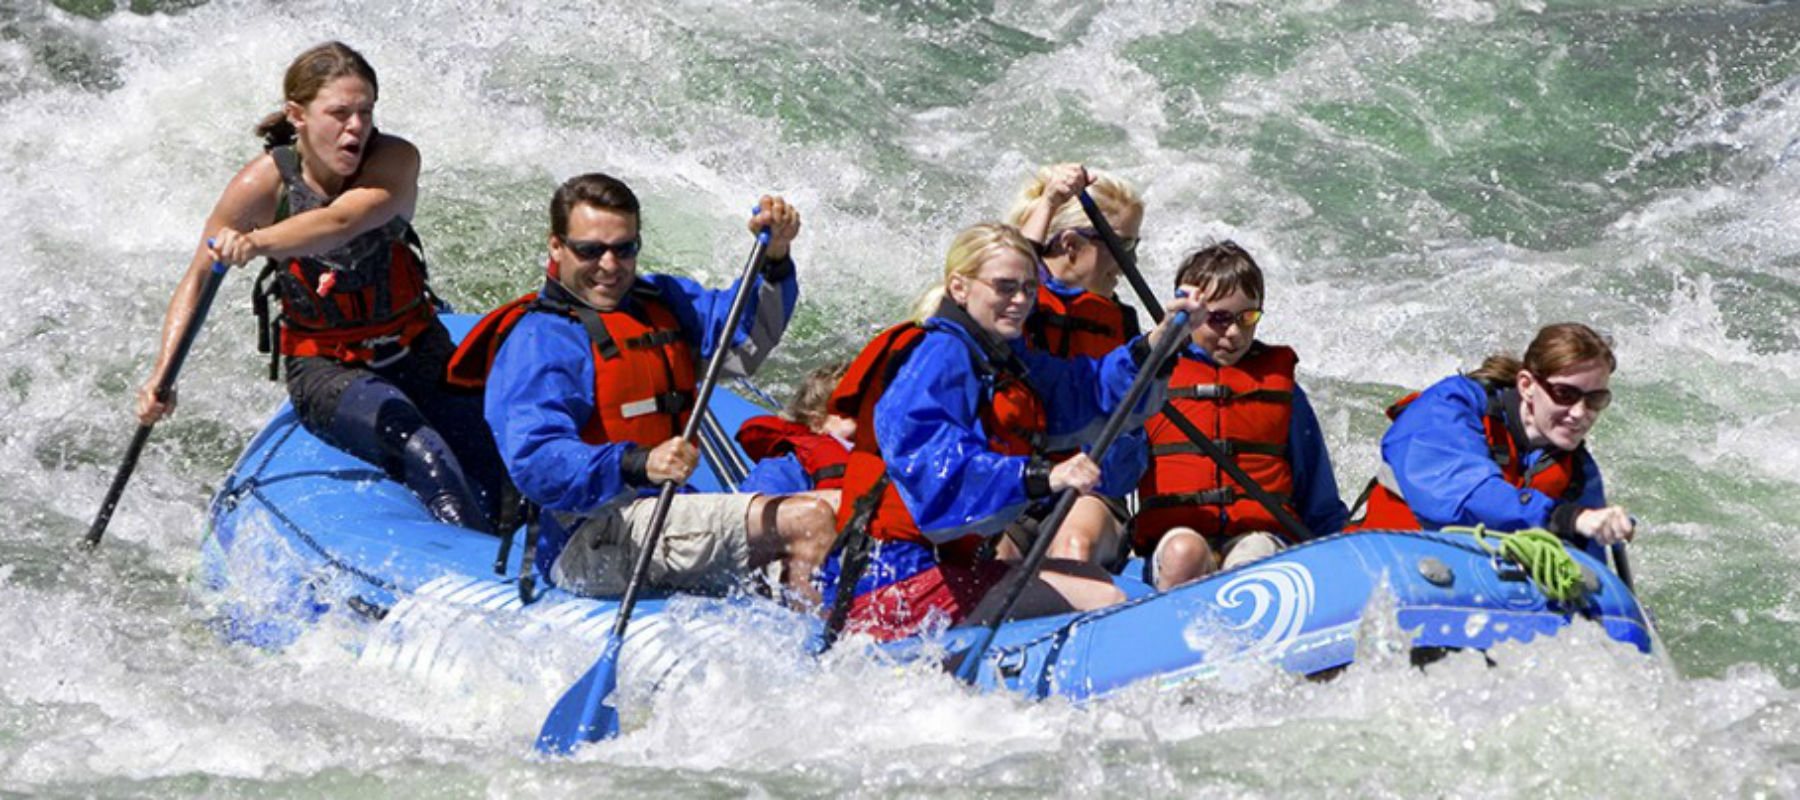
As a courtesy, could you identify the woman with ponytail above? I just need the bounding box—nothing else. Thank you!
[1356,323,1635,558]
[136,41,500,532]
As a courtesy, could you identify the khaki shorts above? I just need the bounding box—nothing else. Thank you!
[550,493,755,597]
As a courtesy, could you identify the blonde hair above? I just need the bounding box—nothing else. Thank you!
[1467,322,1617,386]
[909,222,1037,323]
[1004,166,1143,239]
[781,360,850,431]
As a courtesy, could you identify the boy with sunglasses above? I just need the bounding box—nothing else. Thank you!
[1132,242,1350,590]
[448,172,836,605]
[1353,322,1633,559]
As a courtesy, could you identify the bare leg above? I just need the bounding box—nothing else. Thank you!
[1046,494,1123,567]
[1153,528,1218,591]
[745,494,835,607]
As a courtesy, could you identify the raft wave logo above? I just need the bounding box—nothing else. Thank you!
[1215,562,1316,648]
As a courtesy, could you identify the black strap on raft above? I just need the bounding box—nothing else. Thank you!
[516,502,542,605]
[817,472,891,652]
[489,479,544,605]
[1158,402,1313,541]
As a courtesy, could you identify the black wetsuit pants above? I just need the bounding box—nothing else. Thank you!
[283,321,503,533]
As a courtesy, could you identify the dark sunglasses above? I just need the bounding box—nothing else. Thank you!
[1529,371,1613,412]
[561,237,641,261]
[971,275,1041,299]
[1074,228,1139,256]
[1201,308,1263,330]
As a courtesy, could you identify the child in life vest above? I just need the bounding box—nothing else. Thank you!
[1133,241,1349,590]
[736,361,854,506]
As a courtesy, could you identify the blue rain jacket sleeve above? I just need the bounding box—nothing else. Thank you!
[484,312,638,513]
[876,319,1152,543]
[1380,375,1606,533]
[738,454,813,496]
[1288,382,1350,535]
[484,268,800,514]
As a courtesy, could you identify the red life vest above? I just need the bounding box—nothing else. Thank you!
[734,415,849,490]
[1354,383,1586,531]
[446,276,697,447]
[829,320,1047,566]
[1134,345,1300,551]
[1026,284,1140,360]
[252,145,437,376]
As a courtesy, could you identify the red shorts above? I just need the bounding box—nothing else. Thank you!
[845,561,1011,641]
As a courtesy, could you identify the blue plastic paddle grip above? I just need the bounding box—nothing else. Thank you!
[204,237,228,274]
[751,205,771,245]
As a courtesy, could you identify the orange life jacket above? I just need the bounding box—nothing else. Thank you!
[734,415,849,490]
[1354,382,1586,531]
[252,145,437,377]
[829,319,1047,566]
[1133,345,1299,551]
[446,277,697,447]
[1026,284,1141,360]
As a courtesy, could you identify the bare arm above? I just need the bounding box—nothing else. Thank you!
[1017,162,1090,244]
[212,133,420,265]
[134,155,281,424]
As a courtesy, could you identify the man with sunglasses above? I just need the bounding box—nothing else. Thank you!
[1354,322,1634,560]
[1133,242,1350,590]
[448,172,836,605]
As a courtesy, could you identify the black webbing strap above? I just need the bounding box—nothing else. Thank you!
[1150,439,1287,458]
[818,471,891,651]
[570,306,623,360]
[1158,402,1313,541]
[1167,384,1295,403]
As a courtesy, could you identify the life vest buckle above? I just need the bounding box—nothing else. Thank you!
[363,334,410,368]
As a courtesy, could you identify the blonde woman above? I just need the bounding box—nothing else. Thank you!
[822,223,1204,641]
[1002,163,1149,570]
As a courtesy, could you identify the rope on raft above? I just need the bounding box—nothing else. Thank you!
[1446,524,1587,602]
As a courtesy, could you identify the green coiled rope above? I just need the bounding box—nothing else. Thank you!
[1447,525,1587,602]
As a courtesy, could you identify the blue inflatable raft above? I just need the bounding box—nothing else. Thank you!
[196,317,1656,737]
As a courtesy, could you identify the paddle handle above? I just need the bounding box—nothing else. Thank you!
[1078,190,1162,324]
[1612,541,1635,591]
[608,226,771,637]
[953,310,1190,683]
[84,260,229,551]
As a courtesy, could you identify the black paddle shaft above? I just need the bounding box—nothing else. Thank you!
[608,231,772,637]
[1612,541,1635,591]
[84,262,229,551]
[1078,191,1163,325]
[951,310,1191,682]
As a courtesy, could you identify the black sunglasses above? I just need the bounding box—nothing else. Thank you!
[1528,371,1613,412]
[561,237,641,261]
[1072,228,1138,256]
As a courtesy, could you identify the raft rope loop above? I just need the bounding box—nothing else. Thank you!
[1450,524,1588,602]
